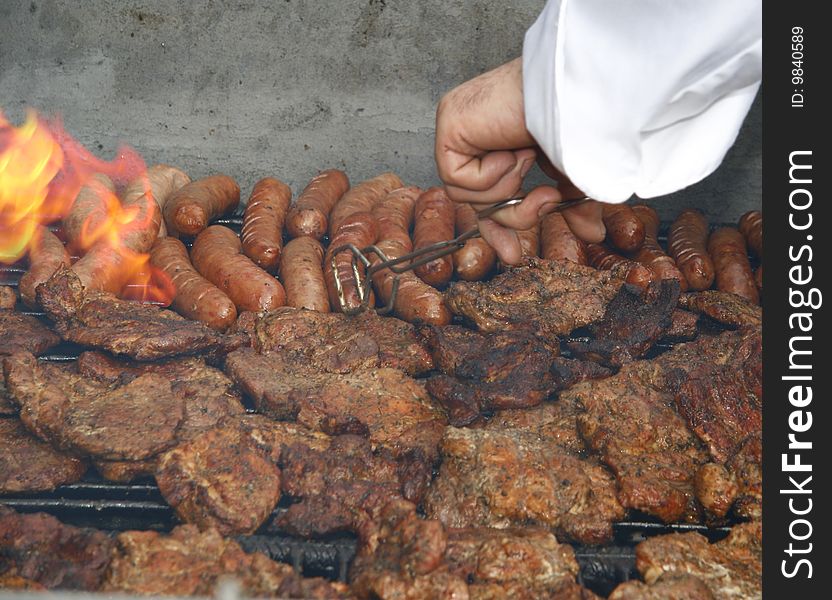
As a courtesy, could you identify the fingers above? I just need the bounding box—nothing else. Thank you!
[478,184,562,230]
[562,200,606,243]
[477,218,523,265]
[443,147,537,205]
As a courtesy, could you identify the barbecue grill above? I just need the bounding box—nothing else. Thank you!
[0,219,743,598]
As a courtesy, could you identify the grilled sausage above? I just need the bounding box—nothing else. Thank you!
[587,243,654,288]
[630,204,687,291]
[63,173,116,250]
[541,212,588,264]
[286,169,350,240]
[163,175,240,237]
[191,225,286,312]
[240,177,292,272]
[668,209,715,291]
[279,237,330,312]
[708,227,759,304]
[150,237,237,330]
[19,227,71,307]
[329,172,403,238]
[738,210,762,258]
[602,203,645,253]
[371,187,451,325]
[412,187,455,287]
[122,165,191,239]
[453,203,497,281]
[325,212,378,313]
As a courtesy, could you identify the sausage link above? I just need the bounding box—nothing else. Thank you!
[668,209,715,291]
[602,203,645,253]
[412,187,455,287]
[374,186,420,251]
[240,177,292,272]
[19,227,72,307]
[329,172,403,238]
[150,237,237,330]
[279,237,330,312]
[586,243,654,288]
[191,225,286,312]
[286,170,350,240]
[164,175,240,237]
[324,212,378,313]
[738,210,762,258]
[708,227,759,304]
[63,173,116,250]
[541,212,588,264]
[453,203,497,281]
[630,204,687,291]
[123,165,191,239]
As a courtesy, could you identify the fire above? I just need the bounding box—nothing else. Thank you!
[0,109,174,305]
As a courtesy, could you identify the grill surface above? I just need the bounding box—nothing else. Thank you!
[0,219,742,596]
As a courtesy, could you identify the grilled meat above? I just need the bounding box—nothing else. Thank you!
[0,286,16,310]
[0,509,114,591]
[0,379,15,415]
[36,266,240,360]
[445,258,626,342]
[0,419,87,493]
[663,309,699,342]
[225,347,445,462]
[0,311,60,357]
[609,575,715,599]
[679,290,762,328]
[245,307,433,376]
[4,352,184,461]
[725,433,762,520]
[549,357,614,391]
[635,521,762,599]
[566,280,680,366]
[693,463,739,521]
[103,524,352,598]
[481,397,587,456]
[423,426,624,545]
[92,458,156,483]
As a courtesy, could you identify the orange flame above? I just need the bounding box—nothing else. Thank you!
[0,109,174,305]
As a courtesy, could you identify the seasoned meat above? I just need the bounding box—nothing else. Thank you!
[225,348,445,461]
[4,352,184,461]
[549,357,614,392]
[36,266,240,360]
[679,290,762,328]
[103,524,352,598]
[635,521,761,599]
[423,426,624,545]
[0,419,87,493]
[481,398,587,456]
[276,435,406,537]
[609,574,715,599]
[92,458,156,483]
[694,463,739,521]
[0,311,60,356]
[0,509,114,591]
[566,280,681,366]
[0,286,16,310]
[445,258,626,342]
[0,379,16,415]
[247,307,433,375]
[662,309,699,342]
[726,433,762,520]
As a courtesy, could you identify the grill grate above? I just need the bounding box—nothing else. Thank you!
[1,220,741,595]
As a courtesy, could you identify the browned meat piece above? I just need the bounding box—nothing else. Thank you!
[481,398,587,456]
[566,280,680,366]
[423,426,624,545]
[0,286,16,309]
[564,329,757,523]
[694,463,739,521]
[0,379,16,415]
[0,311,60,356]
[663,308,699,342]
[247,307,433,376]
[0,574,46,590]
[349,499,468,599]
[549,357,614,391]
[0,419,87,493]
[674,328,762,463]
[445,258,626,342]
[726,433,762,520]
[0,509,114,590]
[225,348,445,462]
[36,266,240,360]
[609,575,715,599]
[636,521,762,599]
[276,435,405,537]
[103,524,352,597]
[444,527,595,600]
[4,352,184,461]
[679,290,762,328]
[92,458,156,483]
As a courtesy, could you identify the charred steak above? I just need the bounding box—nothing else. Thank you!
[0,311,60,357]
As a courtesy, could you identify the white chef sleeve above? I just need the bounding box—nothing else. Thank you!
[523,0,762,203]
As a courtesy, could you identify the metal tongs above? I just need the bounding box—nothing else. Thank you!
[330,195,591,315]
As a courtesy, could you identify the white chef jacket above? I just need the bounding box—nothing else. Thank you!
[523,0,762,203]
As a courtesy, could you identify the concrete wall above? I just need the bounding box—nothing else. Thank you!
[1,0,760,223]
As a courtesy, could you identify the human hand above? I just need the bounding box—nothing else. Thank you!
[434,57,604,264]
